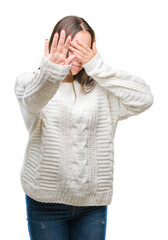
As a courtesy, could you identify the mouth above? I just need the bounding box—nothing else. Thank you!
[72,64,80,69]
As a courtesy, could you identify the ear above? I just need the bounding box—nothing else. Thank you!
[92,41,98,54]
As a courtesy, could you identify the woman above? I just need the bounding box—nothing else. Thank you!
[14,15,154,240]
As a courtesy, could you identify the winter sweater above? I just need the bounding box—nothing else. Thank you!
[14,52,154,206]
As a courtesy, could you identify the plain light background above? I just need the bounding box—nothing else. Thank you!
[0,0,167,239]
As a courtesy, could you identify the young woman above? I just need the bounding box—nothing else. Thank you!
[14,15,154,240]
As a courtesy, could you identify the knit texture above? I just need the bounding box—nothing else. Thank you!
[14,52,154,206]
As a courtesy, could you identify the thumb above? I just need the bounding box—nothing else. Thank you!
[64,54,76,66]
[92,41,98,53]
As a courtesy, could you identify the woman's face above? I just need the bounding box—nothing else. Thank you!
[67,30,92,75]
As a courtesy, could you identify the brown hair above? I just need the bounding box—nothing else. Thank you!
[37,15,97,102]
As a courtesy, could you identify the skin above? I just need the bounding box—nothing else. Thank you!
[67,30,92,76]
[44,28,97,83]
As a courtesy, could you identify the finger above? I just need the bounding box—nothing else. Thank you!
[73,40,92,53]
[44,39,49,56]
[50,32,59,55]
[62,34,71,57]
[57,29,66,53]
[68,45,84,57]
[71,52,83,62]
[65,54,76,66]
[69,41,87,55]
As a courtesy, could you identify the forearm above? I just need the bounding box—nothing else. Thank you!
[14,54,71,115]
[83,52,154,119]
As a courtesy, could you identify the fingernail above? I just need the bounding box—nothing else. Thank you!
[46,39,48,41]
[62,28,65,31]
[69,34,72,37]
[55,31,58,34]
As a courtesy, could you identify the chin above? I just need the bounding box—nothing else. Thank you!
[72,71,79,75]
[71,68,83,76]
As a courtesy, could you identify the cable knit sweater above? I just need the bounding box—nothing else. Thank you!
[14,52,154,206]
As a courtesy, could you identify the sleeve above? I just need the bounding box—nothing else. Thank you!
[14,54,71,115]
[83,52,154,121]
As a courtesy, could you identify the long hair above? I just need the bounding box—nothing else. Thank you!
[38,15,97,101]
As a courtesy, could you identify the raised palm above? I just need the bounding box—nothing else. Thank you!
[44,29,76,66]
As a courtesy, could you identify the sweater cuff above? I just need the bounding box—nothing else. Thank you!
[83,52,102,74]
[40,54,71,77]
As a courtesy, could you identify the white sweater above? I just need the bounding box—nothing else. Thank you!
[14,52,154,206]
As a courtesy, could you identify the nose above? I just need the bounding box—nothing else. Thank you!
[73,55,79,61]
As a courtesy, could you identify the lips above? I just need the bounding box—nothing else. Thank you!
[72,65,80,67]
